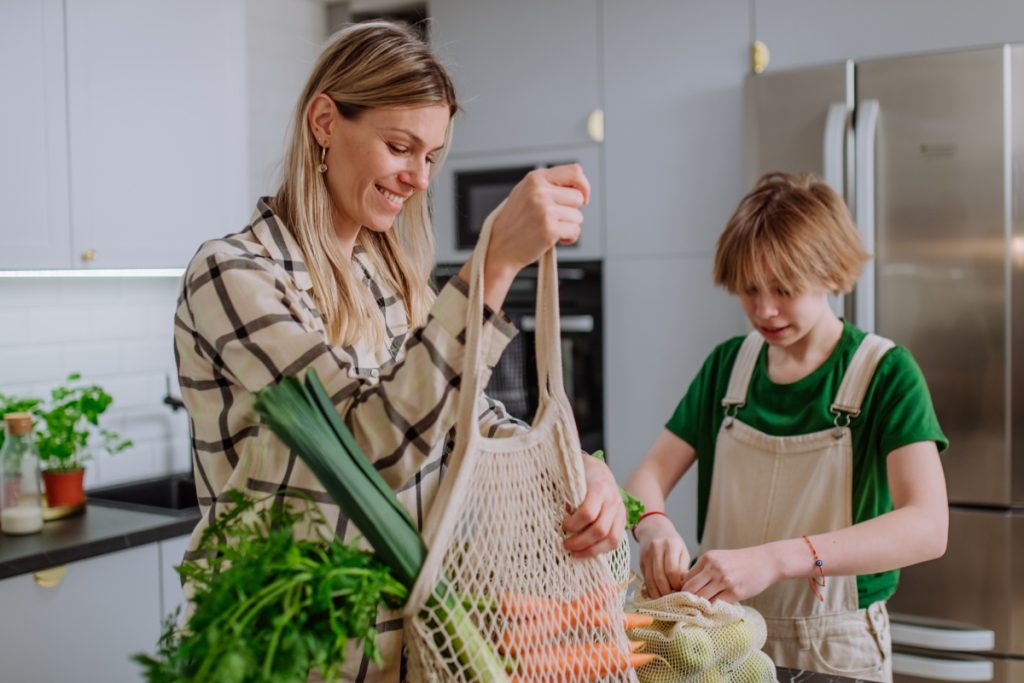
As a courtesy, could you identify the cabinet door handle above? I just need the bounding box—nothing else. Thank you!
[80,249,97,263]
[587,109,604,143]
[33,565,67,588]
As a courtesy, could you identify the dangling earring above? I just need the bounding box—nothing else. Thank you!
[318,144,328,174]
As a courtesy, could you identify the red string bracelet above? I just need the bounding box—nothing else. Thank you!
[803,535,826,603]
[630,510,669,542]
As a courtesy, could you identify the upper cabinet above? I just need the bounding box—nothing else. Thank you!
[0,0,249,271]
[752,0,1024,71]
[0,0,71,270]
[64,0,248,269]
[430,0,602,155]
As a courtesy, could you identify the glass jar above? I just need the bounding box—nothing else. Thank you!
[0,412,44,535]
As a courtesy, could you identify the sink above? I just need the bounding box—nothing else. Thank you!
[88,473,199,515]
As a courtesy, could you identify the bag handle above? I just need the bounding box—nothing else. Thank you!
[406,204,576,615]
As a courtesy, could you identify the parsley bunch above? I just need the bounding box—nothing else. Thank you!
[134,491,406,683]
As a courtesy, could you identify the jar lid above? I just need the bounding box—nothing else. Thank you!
[3,412,33,435]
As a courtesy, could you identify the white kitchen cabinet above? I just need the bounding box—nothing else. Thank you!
[0,0,72,270]
[0,544,162,683]
[603,256,745,551]
[430,0,602,155]
[65,0,248,270]
[752,0,1024,71]
[601,0,749,258]
[159,533,191,623]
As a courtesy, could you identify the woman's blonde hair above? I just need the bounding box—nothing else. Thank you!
[272,21,457,347]
[713,171,869,295]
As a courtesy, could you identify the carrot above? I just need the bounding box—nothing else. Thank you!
[623,612,655,630]
[513,642,662,679]
[628,640,646,653]
[498,608,615,654]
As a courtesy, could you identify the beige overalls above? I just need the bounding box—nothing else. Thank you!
[700,331,895,683]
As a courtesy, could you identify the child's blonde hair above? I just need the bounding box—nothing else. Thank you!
[713,172,869,295]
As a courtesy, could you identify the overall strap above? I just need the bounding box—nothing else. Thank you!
[722,331,765,409]
[830,334,896,417]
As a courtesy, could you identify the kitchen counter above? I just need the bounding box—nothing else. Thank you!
[778,666,880,683]
[0,500,199,580]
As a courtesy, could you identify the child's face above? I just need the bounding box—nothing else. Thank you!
[739,280,834,348]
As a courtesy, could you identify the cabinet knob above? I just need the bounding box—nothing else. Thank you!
[751,40,770,74]
[33,565,67,588]
[80,249,97,263]
[586,109,604,143]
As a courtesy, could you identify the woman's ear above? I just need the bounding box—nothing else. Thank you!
[307,93,337,146]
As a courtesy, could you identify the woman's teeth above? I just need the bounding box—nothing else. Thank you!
[377,186,404,205]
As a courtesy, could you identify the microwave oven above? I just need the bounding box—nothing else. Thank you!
[431,145,604,263]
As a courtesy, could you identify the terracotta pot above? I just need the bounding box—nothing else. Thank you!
[43,469,86,507]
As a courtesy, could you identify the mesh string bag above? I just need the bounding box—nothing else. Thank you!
[403,205,636,683]
[626,590,777,683]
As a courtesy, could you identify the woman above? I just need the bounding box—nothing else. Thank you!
[174,21,625,681]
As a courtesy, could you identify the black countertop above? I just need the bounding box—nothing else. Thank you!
[777,666,878,683]
[0,500,200,580]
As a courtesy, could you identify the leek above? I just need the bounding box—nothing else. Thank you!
[253,370,508,682]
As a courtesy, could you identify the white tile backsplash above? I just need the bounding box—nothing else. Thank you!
[0,277,189,488]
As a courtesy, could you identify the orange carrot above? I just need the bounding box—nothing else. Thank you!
[513,642,660,679]
[623,612,655,630]
[628,640,646,653]
[498,608,616,654]
[497,593,570,620]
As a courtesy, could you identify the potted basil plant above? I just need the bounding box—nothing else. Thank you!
[33,373,132,509]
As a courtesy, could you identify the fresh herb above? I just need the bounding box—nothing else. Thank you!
[590,450,646,529]
[253,371,509,681]
[134,490,406,683]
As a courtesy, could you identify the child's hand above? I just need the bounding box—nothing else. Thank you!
[681,545,777,603]
[636,517,690,598]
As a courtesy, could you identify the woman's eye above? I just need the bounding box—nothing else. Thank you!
[387,143,409,155]
[426,155,437,165]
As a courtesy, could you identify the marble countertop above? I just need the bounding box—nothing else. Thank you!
[0,500,199,580]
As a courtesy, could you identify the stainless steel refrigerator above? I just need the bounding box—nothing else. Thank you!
[745,45,1024,683]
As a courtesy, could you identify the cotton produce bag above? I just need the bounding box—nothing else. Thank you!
[403,204,635,682]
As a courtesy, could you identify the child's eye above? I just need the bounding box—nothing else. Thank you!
[775,288,792,297]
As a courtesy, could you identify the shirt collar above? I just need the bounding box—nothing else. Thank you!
[249,197,313,291]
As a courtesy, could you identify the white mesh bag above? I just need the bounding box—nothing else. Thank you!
[626,590,776,683]
[403,207,636,683]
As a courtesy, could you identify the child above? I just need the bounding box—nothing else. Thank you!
[624,172,948,682]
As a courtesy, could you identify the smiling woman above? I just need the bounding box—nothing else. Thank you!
[172,20,624,683]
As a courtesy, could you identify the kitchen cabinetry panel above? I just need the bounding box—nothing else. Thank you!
[65,0,247,269]
[752,0,1024,71]
[159,533,190,622]
[0,0,71,270]
[0,544,162,682]
[602,0,748,257]
[430,0,601,155]
[603,256,745,551]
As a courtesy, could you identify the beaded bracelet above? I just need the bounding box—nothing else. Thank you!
[630,510,669,542]
[803,535,826,603]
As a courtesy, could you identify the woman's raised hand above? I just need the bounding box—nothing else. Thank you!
[488,164,590,277]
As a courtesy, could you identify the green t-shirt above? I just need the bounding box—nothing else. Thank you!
[665,320,948,608]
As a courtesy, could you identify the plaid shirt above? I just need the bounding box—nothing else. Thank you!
[173,198,527,681]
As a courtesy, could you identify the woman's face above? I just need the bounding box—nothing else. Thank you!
[322,103,450,239]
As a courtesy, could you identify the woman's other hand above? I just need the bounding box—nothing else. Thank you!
[562,453,625,558]
[635,515,691,598]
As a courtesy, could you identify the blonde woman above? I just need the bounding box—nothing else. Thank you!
[625,172,948,682]
[174,21,624,681]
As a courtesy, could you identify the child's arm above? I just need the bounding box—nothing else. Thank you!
[625,429,698,597]
[681,440,947,603]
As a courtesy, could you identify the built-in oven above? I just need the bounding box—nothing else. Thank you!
[433,261,604,454]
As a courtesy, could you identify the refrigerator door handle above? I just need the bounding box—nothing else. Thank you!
[891,621,995,652]
[854,99,880,333]
[521,315,594,333]
[823,102,849,194]
[892,653,994,682]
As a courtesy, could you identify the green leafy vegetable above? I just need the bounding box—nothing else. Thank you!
[134,491,406,682]
[590,449,646,529]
